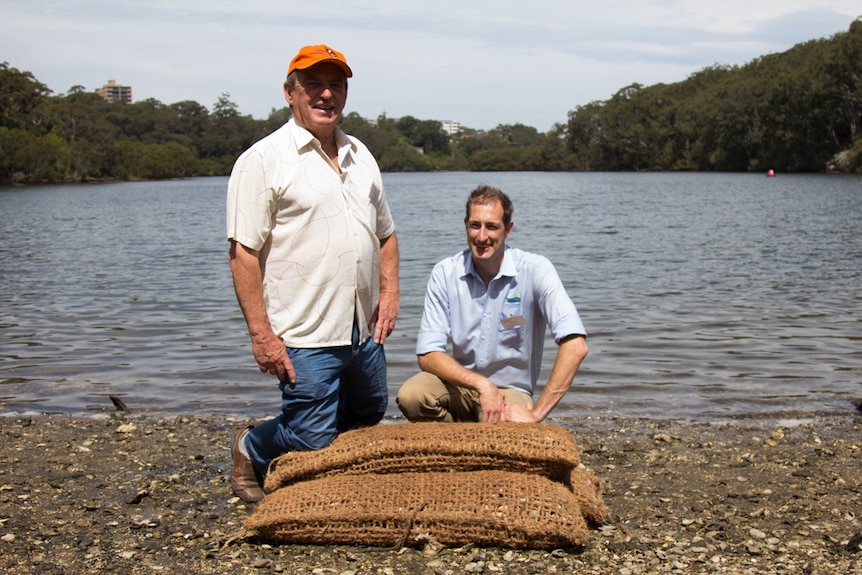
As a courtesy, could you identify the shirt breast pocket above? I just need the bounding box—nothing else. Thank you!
[498,297,525,348]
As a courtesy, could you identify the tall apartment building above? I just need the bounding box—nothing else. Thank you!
[442,120,462,135]
[96,80,132,104]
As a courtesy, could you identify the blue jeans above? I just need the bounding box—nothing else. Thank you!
[244,323,388,477]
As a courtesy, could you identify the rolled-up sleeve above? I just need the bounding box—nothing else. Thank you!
[415,263,452,355]
[535,256,587,343]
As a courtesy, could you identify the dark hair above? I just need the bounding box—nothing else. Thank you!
[465,185,514,227]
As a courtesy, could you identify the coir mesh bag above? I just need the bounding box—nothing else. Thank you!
[246,470,591,549]
[264,422,580,492]
[570,465,611,525]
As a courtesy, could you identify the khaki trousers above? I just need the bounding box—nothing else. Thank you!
[396,371,533,422]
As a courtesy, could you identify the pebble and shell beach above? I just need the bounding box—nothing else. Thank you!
[1,413,861,574]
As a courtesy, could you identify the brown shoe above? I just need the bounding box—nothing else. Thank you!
[231,426,265,503]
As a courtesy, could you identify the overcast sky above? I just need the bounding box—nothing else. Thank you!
[1,1,858,131]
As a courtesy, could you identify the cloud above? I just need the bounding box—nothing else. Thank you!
[1,0,857,131]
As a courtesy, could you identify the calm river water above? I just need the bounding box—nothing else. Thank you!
[1,172,860,421]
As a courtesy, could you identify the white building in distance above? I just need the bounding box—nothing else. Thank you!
[96,80,132,104]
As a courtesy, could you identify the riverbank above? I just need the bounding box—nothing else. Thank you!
[1,413,860,574]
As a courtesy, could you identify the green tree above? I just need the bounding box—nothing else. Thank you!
[42,93,118,178]
[111,141,199,180]
[0,127,30,182]
[377,139,433,172]
[168,100,210,149]
[200,92,257,164]
[13,132,71,181]
[395,115,450,155]
[340,111,390,158]
[0,62,51,130]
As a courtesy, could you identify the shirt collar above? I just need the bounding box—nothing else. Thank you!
[463,245,516,283]
[286,118,357,165]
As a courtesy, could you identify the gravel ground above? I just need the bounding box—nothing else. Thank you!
[1,412,861,574]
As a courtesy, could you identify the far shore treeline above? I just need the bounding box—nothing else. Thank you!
[2,20,860,185]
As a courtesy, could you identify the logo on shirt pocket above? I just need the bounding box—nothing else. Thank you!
[499,297,526,348]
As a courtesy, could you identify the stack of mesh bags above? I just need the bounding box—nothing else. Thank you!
[244,422,609,549]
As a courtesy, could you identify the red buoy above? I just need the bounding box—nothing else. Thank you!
[767,169,775,177]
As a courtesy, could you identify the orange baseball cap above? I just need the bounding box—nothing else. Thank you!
[288,44,353,78]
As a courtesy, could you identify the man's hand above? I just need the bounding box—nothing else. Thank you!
[502,402,539,423]
[251,330,296,384]
[508,335,587,422]
[371,290,399,344]
[477,379,506,423]
[229,240,295,382]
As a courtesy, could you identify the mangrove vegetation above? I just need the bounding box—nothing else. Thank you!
[1,19,860,184]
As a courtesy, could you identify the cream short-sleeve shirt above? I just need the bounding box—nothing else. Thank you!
[226,119,395,347]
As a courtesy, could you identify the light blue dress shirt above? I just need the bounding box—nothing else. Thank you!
[416,246,587,396]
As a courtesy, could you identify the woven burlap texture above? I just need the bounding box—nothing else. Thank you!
[571,465,611,525]
[246,470,591,549]
[264,421,580,492]
[247,423,609,549]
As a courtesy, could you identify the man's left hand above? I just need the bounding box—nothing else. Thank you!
[503,402,539,423]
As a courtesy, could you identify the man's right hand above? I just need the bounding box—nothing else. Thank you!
[229,241,296,384]
[477,378,506,423]
[251,331,296,384]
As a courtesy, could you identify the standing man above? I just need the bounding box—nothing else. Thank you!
[226,44,399,502]
[396,185,585,424]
